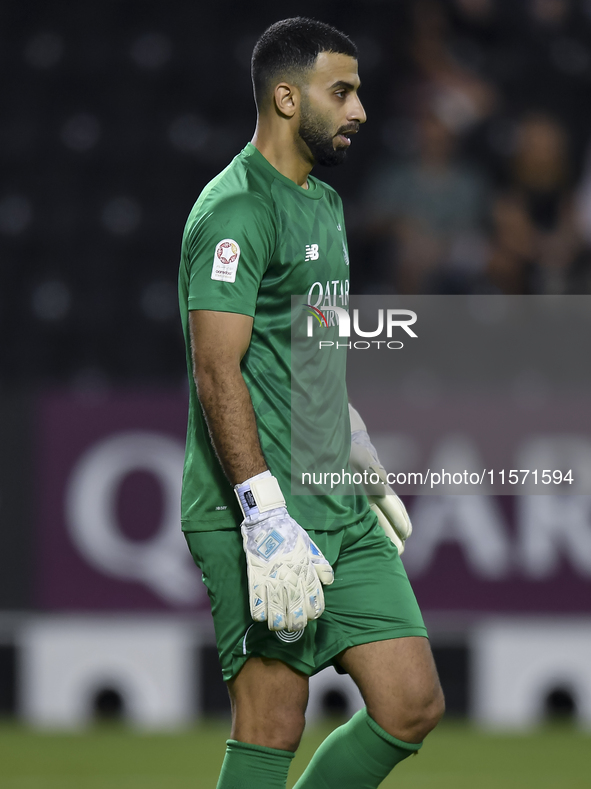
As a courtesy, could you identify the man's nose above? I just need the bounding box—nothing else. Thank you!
[349,96,367,125]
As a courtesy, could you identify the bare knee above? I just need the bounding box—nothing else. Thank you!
[412,683,445,739]
[369,683,445,744]
[341,638,445,744]
[264,707,306,752]
[233,699,306,751]
[228,657,308,752]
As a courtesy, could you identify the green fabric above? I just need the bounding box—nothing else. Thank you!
[185,512,427,681]
[364,713,423,752]
[293,709,421,789]
[216,739,294,789]
[178,142,367,532]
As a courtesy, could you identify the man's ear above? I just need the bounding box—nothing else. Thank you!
[273,82,299,119]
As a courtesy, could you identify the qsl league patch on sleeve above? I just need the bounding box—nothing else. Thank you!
[211,238,241,283]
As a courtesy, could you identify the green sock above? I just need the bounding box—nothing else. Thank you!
[216,739,294,789]
[293,709,422,789]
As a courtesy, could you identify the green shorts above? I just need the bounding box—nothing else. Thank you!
[185,511,428,681]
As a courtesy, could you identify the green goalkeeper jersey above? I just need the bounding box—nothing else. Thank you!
[178,142,368,532]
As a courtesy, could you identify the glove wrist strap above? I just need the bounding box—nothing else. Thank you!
[235,471,286,518]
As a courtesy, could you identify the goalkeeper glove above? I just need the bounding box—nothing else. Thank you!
[348,403,412,554]
[235,471,334,631]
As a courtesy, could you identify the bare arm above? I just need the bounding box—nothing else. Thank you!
[189,310,267,486]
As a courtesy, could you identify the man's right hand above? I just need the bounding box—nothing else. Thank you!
[236,471,334,631]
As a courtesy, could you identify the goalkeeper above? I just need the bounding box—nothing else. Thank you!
[179,17,444,789]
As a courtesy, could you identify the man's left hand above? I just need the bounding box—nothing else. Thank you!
[348,403,412,554]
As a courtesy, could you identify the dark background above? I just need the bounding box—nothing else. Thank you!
[4,0,591,385]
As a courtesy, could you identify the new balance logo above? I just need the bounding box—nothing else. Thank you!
[305,244,319,261]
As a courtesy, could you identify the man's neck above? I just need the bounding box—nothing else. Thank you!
[251,121,313,189]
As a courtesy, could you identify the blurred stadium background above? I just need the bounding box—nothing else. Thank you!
[1,0,591,786]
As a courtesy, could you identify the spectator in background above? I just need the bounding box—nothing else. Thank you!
[363,112,490,293]
[358,0,500,294]
[529,0,571,28]
[485,193,535,294]
[486,112,582,293]
[410,0,498,137]
[573,141,591,291]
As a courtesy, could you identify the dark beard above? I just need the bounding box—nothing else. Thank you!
[298,105,348,168]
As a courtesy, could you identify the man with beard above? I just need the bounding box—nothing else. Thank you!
[178,17,444,789]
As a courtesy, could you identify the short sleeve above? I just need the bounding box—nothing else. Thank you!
[184,193,276,317]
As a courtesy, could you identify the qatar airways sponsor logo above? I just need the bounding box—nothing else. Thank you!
[307,279,350,309]
[304,304,418,350]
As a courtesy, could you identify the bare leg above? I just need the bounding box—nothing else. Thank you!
[227,657,309,752]
[338,636,445,743]
[292,637,444,788]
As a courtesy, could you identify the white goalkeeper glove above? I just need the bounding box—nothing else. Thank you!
[235,471,334,632]
[348,404,412,554]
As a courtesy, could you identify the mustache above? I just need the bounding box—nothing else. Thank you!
[336,123,360,136]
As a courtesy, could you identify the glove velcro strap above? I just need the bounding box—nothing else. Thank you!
[235,473,286,517]
[251,475,285,512]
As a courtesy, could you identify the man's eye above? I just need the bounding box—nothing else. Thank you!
[335,91,345,99]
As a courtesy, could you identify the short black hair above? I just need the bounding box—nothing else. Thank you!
[251,17,357,108]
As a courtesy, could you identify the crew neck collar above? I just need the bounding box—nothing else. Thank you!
[244,142,324,200]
